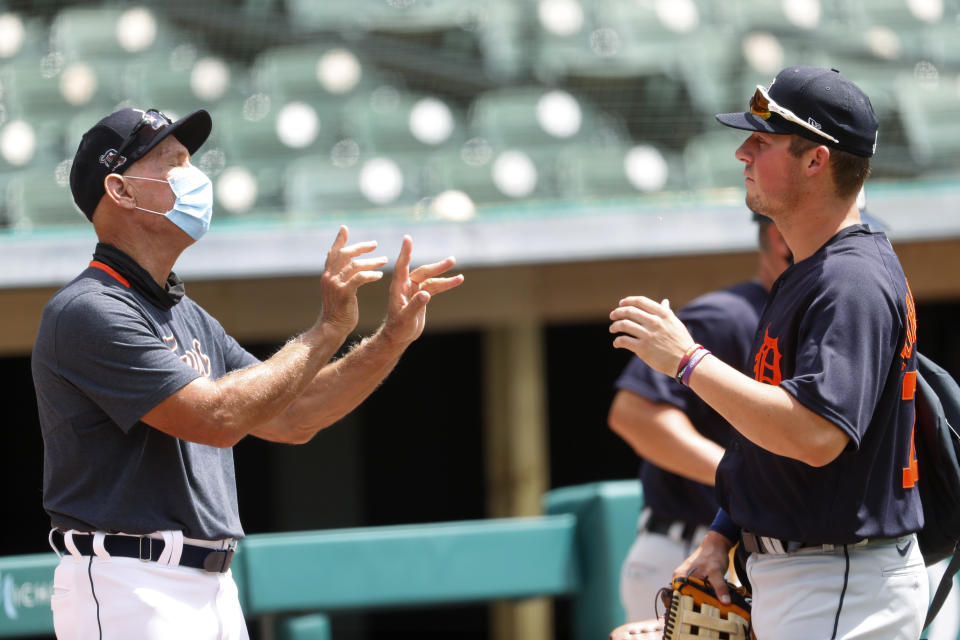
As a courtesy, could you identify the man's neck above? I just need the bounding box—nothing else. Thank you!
[777,203,861,263]
[97,232,183,286]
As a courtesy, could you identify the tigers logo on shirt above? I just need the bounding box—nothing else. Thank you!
[163,334,212,377]
[753,326,783,385]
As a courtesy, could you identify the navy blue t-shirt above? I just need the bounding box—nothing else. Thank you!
[615,281,768,525]
[716,225,923,544]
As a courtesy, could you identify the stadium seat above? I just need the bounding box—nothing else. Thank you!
[4,165,86,228]
[682,129,749,191]
[49,5,174,61]
[421,145,559,205]
[339,92,466,154]
[554,143,685,198]
[893,71,960,172]
[122,52,242,116]
[468,87,629,150]
[283,152,421,217]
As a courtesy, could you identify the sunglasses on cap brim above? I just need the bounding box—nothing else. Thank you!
[109,108,173,172]
[748,85,839,144]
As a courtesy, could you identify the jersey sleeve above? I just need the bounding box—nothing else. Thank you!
[779,272,900,448]
[52,291,202,432]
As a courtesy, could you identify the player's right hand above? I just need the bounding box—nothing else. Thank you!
[317,225,387,335]
[673,530,735,605]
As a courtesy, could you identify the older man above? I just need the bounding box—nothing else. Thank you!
[33,107,463,639]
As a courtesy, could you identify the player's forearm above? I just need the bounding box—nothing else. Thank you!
[687,354,849,466]
[609,393,723,485]
[253,326,408,443]
[203,323,350,443]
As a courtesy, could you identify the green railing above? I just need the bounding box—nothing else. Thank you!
[0,481,641,639]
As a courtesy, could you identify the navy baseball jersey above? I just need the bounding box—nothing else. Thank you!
[616,281,768,525]
[716,225,923,544]
[33,245,260,540]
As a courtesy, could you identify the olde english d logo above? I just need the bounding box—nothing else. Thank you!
[754,326,783,385]
[181,339,212,377]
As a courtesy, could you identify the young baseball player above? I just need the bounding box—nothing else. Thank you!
[609,214,790,622]
[609,66,927,639]
[33,107,463,639]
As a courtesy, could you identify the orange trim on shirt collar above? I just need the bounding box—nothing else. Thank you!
[89,260,131,288]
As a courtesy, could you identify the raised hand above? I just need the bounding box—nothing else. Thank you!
[319,225,388,335]
[609,296,696,376]
[383,235,464,346]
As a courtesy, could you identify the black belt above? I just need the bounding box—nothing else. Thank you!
[64,534,235,573]
[740,531,900,555]
[645,513,703,543]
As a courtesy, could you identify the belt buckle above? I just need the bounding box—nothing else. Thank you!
[202,539,237,574]
[138,536,153,562]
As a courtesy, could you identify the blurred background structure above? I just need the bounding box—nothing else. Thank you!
[1,0,959,638]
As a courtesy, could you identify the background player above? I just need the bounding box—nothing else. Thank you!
[609,66,928,639]
[33,106,463,639]
[609,213,790,621]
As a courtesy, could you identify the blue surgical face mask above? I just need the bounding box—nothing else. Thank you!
[126,165,214,240]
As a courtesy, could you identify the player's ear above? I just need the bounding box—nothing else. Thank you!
[804,145,830,176]
[103,174,136,209]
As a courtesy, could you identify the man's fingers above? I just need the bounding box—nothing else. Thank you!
[409,256,457,282]
[619,295,670,317]
[339,256,389,279]
[344,270,385,289]
[418,274,465,296]
[393,235,413,283]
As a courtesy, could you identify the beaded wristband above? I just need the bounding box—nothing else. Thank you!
[679,347,711,386]
[675,344,703,382]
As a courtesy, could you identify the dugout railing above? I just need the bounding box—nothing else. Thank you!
[0,481,640,640]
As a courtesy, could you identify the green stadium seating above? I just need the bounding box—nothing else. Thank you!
[4,166,85,228]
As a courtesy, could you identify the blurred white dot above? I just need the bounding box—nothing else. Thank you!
[590,28,621,57]
[55,159,72,187]
[40,52,63,79]
[538,0,584,36]
[60,62,98,106]
[1,120,36,166]
[243,93,271,121]
[656,0,699,33]
[191,57,230,101]
[742,32,784,75]
[782,0,820,29]
[624,145,669,192]
[216,166,258,213]
[908,0,943,23]
[359,157,404,204]
[430,189,476,221]
[0,13,25,59]
[276,102,319,148]
[317,48,362,94]
[197,148,227,177]
[492,150,537,198]
[461,137,493,166]
[332,138,361,167]
[116,7,157,53]
[409,97,454,145]
[536,90,582,138]
[865,27,901,60]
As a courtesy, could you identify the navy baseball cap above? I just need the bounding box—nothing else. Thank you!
[716,66,878,157]
[69,107,212,220]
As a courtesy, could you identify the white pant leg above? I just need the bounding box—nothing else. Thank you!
[747,534,928,640]
[51,554,249,640]
[619,528,706,622]
[925,558,960,640]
